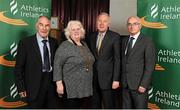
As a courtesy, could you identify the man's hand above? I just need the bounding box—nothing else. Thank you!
[19,91,27,98]
[112,81,120,89]
[138,86,146,93]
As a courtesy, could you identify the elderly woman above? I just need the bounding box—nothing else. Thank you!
[53,20,95,108]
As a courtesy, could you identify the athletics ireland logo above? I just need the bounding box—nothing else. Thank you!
[148,87,160,109]
[141,3,167,29]
[0,0,27,26]
[151,4,158,19]
[10,0,18,15]
[0,84,27,108]
[0,42,17,67]
[0,43,27,108]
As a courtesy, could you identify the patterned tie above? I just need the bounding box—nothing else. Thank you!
[96,33,103,54]
[126,37,134,56]
[42,40,50,72]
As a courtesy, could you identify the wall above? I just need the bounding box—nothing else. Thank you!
[110,0,137,35]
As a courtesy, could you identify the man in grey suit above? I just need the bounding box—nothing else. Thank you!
[121,16,156,109]
[88,12,121,108]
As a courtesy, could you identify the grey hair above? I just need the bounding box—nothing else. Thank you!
[97,12,111,23]
[127,16,141,24]
[64,20,85,40]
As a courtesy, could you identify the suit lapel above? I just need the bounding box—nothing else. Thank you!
[98,31,110,55]
[49,37,54,62]
[32,36,42,65]
[91,33,98,58]
[99,32,108,51]
[129,34,143,56]
[123,36,130,55]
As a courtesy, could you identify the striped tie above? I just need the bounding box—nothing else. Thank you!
[96,33,103,54]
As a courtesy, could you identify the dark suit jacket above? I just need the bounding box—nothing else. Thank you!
[121,33,156,90]
[88,30,121,90]
[14,35,58,101]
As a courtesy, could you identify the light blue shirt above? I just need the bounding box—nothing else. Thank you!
[36,33,52,72]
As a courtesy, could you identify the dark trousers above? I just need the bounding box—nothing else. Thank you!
[91,81,115,109]
[27,72,60,109]
[63,97,92,109]
[122,88,148,109]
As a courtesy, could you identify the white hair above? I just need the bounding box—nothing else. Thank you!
[64,20,85,40]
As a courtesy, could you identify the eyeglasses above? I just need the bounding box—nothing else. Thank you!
[127,22,140,27]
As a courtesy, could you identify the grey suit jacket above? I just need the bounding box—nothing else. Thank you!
[121,33,156,90]
[88,30,121,90]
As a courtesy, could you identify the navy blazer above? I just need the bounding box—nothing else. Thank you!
[14,35,58,101]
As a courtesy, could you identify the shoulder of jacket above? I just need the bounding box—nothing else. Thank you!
[107,30,120,37]
[20,35,35,43]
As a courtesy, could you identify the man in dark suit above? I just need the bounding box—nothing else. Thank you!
[121,16,156,109]
[88,12,121,108]
[14,16,59,108]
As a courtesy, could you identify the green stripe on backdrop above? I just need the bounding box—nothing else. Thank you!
[0,0,51,108]
[138,0,180,109]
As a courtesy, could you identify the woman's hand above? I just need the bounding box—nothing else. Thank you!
[112,81,120,89]
[56,81,64,97]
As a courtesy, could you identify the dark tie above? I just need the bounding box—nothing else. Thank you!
[126,37,134,56]
[42,40,50,72]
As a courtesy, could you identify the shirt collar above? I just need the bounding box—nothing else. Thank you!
[36,33,49,43]
[130,32,140,40]
[98,31,106,37]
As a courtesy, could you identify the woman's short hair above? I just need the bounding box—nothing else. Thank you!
[64,20,85,40]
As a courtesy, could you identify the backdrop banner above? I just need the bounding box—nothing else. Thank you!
[138,0,180,109]
[0,0,51,108]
